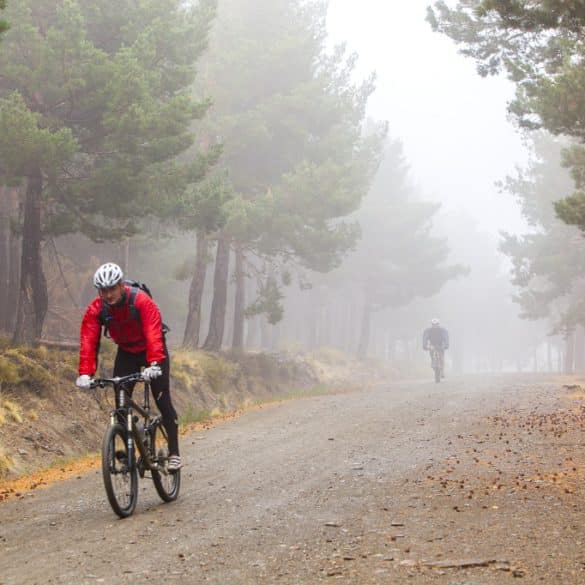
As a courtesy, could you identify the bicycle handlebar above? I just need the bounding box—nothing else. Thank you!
[89,372,145,389]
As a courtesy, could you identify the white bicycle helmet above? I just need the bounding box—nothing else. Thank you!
[93,262,123,289]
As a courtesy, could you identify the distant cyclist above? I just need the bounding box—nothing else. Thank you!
[423,318,449,378]
[76,262,182,471]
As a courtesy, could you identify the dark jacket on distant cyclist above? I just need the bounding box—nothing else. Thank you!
[423,326,449,350]
[78,284,165,376]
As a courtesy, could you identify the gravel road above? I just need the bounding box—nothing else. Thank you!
[1,374,583,584]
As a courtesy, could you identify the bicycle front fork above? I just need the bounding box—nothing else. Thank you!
[109,410,136,471]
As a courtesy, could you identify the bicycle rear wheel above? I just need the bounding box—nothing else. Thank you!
[102,423,138,518]
[431,351,441,383]
[151,421,180,502]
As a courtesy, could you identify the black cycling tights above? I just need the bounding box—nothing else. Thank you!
[113,345,179,456]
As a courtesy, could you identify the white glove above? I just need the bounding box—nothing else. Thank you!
[142,363,162,381]
[76,374,92,389]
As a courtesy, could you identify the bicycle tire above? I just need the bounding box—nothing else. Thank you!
[151,421,180,502]
[102,423,138,518]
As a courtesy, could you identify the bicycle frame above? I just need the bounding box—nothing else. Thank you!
[94,374,158,472]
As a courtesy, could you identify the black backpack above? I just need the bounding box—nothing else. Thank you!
[99,279,169,337]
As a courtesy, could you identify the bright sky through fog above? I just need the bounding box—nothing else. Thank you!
[327,0,529,236]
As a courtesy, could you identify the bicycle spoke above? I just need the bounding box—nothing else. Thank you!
[102,424,138,518]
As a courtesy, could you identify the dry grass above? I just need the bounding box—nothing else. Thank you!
[313,346,349,365]
[0,355,19,385]
[173,349,236,394]
[1,348,52,394]
[179,405,213,425]
[0,393,23,424]
[0,445,13,479]
[197,352,236,393]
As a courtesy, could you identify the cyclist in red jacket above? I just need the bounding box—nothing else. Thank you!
[76,262,181,471]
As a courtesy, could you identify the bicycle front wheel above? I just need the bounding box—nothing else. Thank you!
[102,423,138,518]
[151,421,180,502]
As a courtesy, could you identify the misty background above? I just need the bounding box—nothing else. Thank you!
[0,0,583,376]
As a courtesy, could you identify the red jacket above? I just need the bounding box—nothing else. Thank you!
[78,285,165,375]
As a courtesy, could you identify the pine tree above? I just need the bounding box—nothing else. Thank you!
[331,137,467,359]
[0,0,216,343]
[428,1,585,228]
[499,133,585,342]
[195,0,384,350]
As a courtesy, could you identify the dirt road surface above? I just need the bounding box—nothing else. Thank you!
[1,374,585,584]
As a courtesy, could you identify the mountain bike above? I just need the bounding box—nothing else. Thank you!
[89,373,180,518]
[429,346,443,383]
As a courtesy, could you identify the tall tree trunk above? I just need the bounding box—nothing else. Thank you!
[6,199,20,333]
[574,325,585,374]
[244,277,256,348]
[260,315,270,350]
[0,186,10,331]
[202,234,230,351]
[232,243,246,351]
[0,187,20,333]
[356,300,372,361]
[245,314,258,349]
[270,322,280,351]
[182,231,208,347]
[564,329,575,375]
[320,303,331,348]
[346,300,357,354]
[385,334,394,361]
[533,347,538,373]
[307,301,317,350]
[257,268,274,351]
[13,169,48,344]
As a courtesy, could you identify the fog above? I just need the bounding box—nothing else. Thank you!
[327,0,529,235]
[318,0,575,373]
[0,0,582,376]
